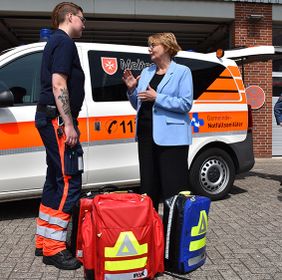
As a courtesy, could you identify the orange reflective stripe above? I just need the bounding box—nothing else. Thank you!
[35,234,44,249]
[37,218,67,231]
[51,119,71,212]
[39,204,70,222]
[43,239,66,256]
[37,204,69,256]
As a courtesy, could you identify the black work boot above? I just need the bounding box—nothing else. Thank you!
[43,249,81,270]
[35,248,43,256]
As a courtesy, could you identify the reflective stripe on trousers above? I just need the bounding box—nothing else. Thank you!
[36,225,67,242]
[39,211,69,228]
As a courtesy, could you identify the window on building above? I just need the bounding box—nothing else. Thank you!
[0,52,42,105]
[273,77,282,97]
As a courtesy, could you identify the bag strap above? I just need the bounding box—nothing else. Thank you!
[163,271,191,280]
[165,195,178,260]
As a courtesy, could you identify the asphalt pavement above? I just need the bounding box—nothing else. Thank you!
[1,158,282,279]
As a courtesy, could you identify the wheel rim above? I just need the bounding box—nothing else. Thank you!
[199,157,230,195]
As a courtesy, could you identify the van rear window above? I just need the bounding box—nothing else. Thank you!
[175,57,227,100]
[88,50,236,102]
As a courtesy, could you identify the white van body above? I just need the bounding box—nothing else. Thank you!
[0,42,255,201]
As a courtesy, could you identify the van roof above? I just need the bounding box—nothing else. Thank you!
[0,41,236,67]
[220,45,282,64]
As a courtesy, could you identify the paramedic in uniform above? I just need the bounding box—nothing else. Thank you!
[123,32,193,211]
[34,2,85,270]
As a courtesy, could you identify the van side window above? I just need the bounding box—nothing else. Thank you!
[175,57,238,101]
[88,51,152,102]
[0,52,42,105]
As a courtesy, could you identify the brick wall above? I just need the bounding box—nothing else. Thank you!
[232,3,273,157]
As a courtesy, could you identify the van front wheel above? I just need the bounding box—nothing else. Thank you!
[188,148,235,200]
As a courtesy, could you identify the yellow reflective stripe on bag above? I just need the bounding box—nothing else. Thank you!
[189,236,206,252]
[105,257,148,271]
[105,231,148,258]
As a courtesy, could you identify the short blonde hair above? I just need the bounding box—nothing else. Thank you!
[148,32,181,58]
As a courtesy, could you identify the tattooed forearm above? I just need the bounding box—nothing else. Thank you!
[58,88,72,119]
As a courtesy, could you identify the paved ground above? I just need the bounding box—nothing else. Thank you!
[1,158,282,280]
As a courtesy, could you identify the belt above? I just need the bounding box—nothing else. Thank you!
[37,104,59,119]
[37,104,78,126]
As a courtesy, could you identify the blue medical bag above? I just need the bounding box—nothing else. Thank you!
[163,192,211,274]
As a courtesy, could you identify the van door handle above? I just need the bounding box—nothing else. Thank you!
[94,121,101,131]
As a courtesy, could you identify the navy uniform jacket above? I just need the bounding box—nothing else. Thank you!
[128,60,193,146]
[274,94,282,125]
[39,29,85,119]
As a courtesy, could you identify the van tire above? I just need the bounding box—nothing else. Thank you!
[188,148,235,200]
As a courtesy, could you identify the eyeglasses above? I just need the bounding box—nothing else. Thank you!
[148,43,159,49]
[74,14,86,24]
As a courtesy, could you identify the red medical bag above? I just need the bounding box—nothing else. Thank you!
[73,192,164,280]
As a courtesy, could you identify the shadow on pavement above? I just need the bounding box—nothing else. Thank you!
[237,170,282,184]
[236,170,282,202]
[0,198,40,220]
[229,185,248,195]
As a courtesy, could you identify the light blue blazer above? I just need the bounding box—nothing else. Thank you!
[128,60,193,146]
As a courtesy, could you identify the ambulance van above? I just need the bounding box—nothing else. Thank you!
[0,42,257,202]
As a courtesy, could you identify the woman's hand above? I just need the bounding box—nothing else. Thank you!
[122,69,139,92]
[138,85,157,102]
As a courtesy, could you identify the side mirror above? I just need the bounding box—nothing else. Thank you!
[0,90,14,107]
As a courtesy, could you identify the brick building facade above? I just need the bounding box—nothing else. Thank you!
[232,3,273,157]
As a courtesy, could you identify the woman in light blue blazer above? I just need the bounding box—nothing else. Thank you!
[122,33,193,210]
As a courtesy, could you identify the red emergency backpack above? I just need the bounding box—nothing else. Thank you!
[75,193,164,280]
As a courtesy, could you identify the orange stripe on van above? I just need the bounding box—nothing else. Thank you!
[219,68,232,78]
[207,78,238,91]
[234,78,245,91]
[89,111,248,140]
[0,118,88,151]
[1,112,248,152]
[227,66,241,77]
[89,115,136,142]
[197,91,241,101]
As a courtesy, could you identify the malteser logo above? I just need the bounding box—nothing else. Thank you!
[101,57,118,75]
[120,59,152,71]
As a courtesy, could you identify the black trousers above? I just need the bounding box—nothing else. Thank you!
[138,137,189,210]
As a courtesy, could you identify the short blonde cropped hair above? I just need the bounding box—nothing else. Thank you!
[148,32,182,58]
